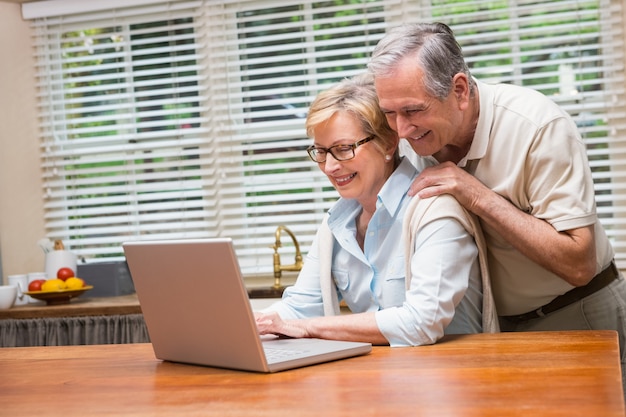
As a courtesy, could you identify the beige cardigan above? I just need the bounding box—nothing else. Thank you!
[319,194,500,334]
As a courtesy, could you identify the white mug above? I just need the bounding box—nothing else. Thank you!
[45,250,78,280]
[7,274,28,306]
[0,284,17,309]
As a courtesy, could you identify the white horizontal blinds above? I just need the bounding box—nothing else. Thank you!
[427,0,626,265]
[30,0,626,271]
[203,0,395,274]
[597,0,626,265]
[34,3,213,259]
[31,0,400,274]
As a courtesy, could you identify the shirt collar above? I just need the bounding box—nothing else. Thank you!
[376,157,417,217]
[457,79,492,168]
[328,157,417,225]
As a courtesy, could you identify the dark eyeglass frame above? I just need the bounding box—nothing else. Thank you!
[306,135,375,163]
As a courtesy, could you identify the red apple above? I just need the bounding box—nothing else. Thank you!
[28,279,46,292]
[56,267,75,281]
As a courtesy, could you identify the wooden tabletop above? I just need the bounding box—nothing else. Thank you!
[0,294,142,319]
[0,330,623,416]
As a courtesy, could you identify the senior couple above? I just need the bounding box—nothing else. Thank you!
[254,23,626,394]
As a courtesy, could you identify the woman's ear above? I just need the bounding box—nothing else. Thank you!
[385,132,400,159]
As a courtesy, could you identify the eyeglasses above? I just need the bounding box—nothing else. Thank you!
[306,135,375,163]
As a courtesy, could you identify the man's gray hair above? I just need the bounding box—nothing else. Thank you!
[368,22,475,100]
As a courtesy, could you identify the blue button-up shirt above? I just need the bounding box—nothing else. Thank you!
[265,157,482,346]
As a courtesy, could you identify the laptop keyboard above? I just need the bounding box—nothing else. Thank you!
[264,347,306,361]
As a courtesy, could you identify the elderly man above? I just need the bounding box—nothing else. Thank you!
[369,22,626,396]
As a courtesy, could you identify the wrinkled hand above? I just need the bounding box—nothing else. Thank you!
[408,161,487,213]
[254,312,310,339]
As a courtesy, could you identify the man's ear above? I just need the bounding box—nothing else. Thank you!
[452,73,471,110]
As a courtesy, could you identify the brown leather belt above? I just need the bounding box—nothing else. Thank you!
[502,261,620,324]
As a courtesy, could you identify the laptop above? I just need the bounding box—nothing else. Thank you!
[123,238,372,373]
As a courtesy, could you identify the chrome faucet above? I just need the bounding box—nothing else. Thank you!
[271,225,303,289]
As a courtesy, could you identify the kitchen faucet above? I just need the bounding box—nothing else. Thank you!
[271,225,303,289]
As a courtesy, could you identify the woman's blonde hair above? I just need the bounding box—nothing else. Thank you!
[305,72,398,154]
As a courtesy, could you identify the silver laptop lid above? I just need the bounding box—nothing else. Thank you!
[124,238,271,372]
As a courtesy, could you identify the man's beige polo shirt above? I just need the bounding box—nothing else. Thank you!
[405,80,614,316]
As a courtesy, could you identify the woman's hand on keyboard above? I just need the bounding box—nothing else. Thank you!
[255,312,310,339]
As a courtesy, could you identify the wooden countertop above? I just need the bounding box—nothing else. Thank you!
[0,294,142,319]
[0,286,288,320]
[0,293,283,320]
[0,330,623,416]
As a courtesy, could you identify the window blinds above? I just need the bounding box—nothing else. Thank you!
[28,0,626,274]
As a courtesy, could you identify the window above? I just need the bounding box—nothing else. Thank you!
[26,0,626,273]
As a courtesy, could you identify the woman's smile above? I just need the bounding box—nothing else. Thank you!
[334,172,357,185]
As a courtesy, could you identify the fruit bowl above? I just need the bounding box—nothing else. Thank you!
[24,286,93,306]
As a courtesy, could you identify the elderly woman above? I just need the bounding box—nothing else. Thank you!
[255,73,496,346]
